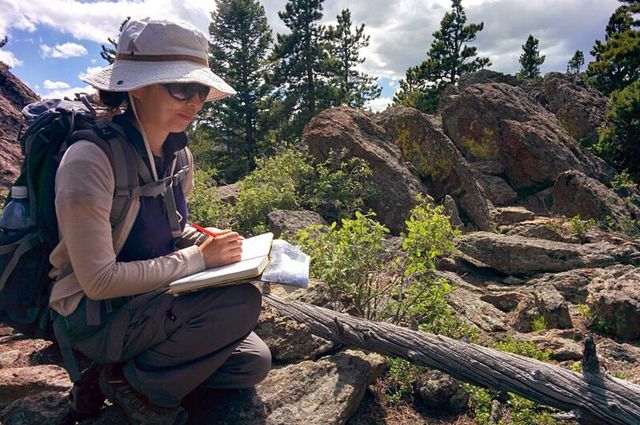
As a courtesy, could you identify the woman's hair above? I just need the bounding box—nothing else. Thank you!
[97,90,129,118]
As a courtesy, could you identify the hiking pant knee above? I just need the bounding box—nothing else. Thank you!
[70,283,268,407]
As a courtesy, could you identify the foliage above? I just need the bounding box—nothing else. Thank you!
[567,50,585,74]
[491,336,551,362]
[530,314,548,332]
[587,1,640,96]
[205,0,274,180]
[576,304,614,335]
[593,80,640,182]
[517,35,545,80]
[393,0,490,113]
[325,9,381,108]
[100,17,131,64]
[0,35,7,50]
[270,0,332,138]
[567,215,597,237]
[234,149,313,234]
[187,169,232,229]
[231,148,374,234]
[384,357,425,403]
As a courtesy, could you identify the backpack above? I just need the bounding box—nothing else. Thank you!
[0,98,189,341]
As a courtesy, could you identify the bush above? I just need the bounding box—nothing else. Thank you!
[187,169,231,229]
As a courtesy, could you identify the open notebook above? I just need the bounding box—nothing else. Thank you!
[168,232,274,295]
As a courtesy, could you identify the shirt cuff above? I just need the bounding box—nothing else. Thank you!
[182,245,206,276]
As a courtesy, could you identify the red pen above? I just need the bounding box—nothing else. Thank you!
[191,223,221,239]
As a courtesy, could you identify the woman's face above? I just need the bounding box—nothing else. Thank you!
[130,84,206,134]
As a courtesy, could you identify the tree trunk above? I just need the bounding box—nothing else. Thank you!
[263,294,640,425]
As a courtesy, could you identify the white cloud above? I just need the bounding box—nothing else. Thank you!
[0,50,23,67]
[366,96,392,113]
[40,42,88,59]
[40,84,96,101]
[78,66,104,81]
[43,80,71,90]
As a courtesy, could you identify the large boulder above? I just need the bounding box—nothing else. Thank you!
[266,209,327,238]
[0,365,71,408]
[376,107,495,230]
[440,82,613,193]
[0,64,38,190]
[304,107,428,234]
[541,73,608,146]
[587,268,640,340]
[456,232,640,276]
[549,170,640,223]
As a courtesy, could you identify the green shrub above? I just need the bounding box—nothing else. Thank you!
[576,304,613,335]
[187,169,231,229]
[491,336,551,362]
[567,215,597,236]
[384,357,424,403]
[530,314,548,332]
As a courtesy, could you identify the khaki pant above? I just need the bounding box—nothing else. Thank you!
[59,283,271,408]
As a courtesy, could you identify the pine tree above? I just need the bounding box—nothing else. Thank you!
[100,17,130,64]
[271,0,331,138]
[567,50,585,74]
[587,0,640,95]
[0,36,7,49]
[517,35,545,79]
[393,0,490,113]
[206,0,273,180]
[326,9,381,108]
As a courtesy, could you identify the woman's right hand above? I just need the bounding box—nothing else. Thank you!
[198,229,243,268]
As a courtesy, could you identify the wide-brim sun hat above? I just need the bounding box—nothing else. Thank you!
[82,17,235,102]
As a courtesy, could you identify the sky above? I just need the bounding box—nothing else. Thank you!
[0,0,622,112]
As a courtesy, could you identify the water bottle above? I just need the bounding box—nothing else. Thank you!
[0,186,30,236]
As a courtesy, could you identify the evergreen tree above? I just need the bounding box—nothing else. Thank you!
[206,0,273,180]
[587,0,639,95]
[326,9,381,108]
[100,17,131,64]
[566,50,584,74]
[271,0,331,138]
[0,36,7,49]
[393,0,490,113]
[517,35,545,79]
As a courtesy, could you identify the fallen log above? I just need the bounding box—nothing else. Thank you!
[263,294,640,425]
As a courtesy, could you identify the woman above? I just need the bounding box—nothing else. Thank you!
[49,17,271,425]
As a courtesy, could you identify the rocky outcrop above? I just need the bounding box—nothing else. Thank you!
[304,107,428,234]
[541,72,608,146]
[587,268,640,340]
[439,82,613,193]
[0,64,38,190]
[266,209,327,238]
[456,231,640,276]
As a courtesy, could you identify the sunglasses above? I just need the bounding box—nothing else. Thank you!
[161,83,210,102]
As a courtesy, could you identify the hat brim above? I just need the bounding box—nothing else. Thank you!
[82,60,236,102]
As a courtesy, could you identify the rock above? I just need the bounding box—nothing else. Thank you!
[442,195,463,229]
[0,391,70,425]
[304,107,428,234]
[447,287,508,332]
[494,207,536,226]
[534,286,573,329]
[440,82,613,192]
[266,209,327,238]
[473,172,518,206]
[377,106,494,230]
[516,330,584,361]
[457,70,520,89]
[499,217,580,244]
[414,369,468,414]
[0,365,71,408]
[0,64,38,190]
[187,350,385,425]
[0,336,59,368]
[456,231,640,276]
[480,292,525,312]
[256,303,334,362]
[550,170,640,224]
[587,268,640,340]
[216,182,240,205]
[541,73,608,146]
[510,296,540,333]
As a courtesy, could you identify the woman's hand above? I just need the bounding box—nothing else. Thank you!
[198,229,243,268]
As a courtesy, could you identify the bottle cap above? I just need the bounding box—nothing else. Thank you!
[11,186,28,199]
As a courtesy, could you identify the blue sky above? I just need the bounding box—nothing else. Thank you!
[0,0,622,111]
